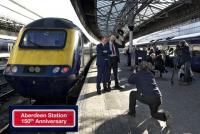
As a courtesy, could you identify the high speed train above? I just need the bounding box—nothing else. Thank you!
[3,18,96,100]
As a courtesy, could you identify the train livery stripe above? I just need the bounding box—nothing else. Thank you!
[8,29,77,66]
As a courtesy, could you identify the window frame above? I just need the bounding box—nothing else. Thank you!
[19,28,67,49]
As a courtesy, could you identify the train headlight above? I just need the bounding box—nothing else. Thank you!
[29,66,35,73]
[5,66,11,73]
[61,67,69,73]
[11,66,18,73]
[52,67,60,73]
[35,67,41,73]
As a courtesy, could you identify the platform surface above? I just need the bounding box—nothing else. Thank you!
[75,55,200,134]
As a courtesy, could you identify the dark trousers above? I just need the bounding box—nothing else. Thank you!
[127,54,131,66]
[96,63,110,91]
[184,61,192,83]
[129,91,167,121]
[108,56,119,87]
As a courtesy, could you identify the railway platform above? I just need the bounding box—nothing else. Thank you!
[75,54,200,134]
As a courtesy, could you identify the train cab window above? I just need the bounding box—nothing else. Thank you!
[20,30,67,49]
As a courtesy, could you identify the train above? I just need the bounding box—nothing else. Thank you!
[3,18,96,100]
[0,35,16,53]
[0,35,16,71]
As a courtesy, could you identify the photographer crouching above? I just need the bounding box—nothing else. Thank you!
[128,61,168,122]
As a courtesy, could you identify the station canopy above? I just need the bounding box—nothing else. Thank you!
[96,0,183,36]
[0,0,98,43]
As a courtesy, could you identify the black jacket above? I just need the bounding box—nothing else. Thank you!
[96,43,111,66]
[180,46,192,65]
[128,70,161,97]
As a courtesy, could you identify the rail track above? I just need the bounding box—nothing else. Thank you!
[0,76,16,102]
[0,125,9,134]
[0,88,16,102]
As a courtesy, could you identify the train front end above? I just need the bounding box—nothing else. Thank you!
[4,18,79,100]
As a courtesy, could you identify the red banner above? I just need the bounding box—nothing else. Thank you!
[12,109,75,128]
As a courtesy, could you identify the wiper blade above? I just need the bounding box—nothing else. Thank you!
[30,40,43,47]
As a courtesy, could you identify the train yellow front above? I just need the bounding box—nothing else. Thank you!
[4,18,93,100]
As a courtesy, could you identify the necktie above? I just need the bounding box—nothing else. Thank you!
[112,44,115,55]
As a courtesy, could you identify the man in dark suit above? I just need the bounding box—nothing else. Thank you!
[96,36,111,94]
[108,35,125,89]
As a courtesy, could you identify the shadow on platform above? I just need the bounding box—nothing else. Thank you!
[95,114,170,134]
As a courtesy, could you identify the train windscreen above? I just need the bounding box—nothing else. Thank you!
[20,30,67,49]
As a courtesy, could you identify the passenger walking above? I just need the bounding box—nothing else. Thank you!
[179,40,193,84]
[174,44,182,68]
[128,61,167,121]
[96,36,111,94]
[155,52,168,77]
[165,47,174,67]
[108,35,124,89]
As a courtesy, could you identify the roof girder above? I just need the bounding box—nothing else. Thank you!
[96,0,187,36]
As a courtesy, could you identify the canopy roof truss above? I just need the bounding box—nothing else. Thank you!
[97,0,189,36]
[0,16,23,32]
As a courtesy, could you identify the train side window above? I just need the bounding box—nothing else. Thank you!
[192,46,200,56]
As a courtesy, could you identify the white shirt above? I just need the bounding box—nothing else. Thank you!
[109,41,116,57]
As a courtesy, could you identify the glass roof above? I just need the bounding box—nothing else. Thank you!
[0,0,99,43]
[97,0,181,36]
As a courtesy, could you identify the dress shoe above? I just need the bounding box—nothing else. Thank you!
[128,111,135,117]
[114,85,124,90]
[103,88,109,92]
[97,90,101,95]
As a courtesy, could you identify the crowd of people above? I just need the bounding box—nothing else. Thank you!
[96,38,193,122]
[125,40,193,84]
[146,46,169,78]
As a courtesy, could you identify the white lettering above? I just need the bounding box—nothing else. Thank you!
[20,113,46,118]
[35,119,67,125]
[48,113,68,118]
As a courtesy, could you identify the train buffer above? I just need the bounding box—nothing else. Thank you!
[74,55,200,134]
